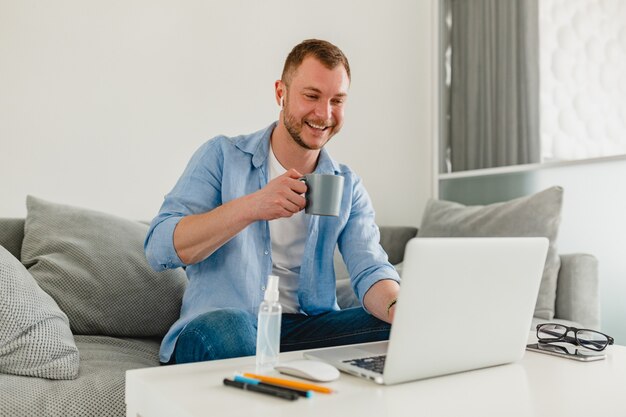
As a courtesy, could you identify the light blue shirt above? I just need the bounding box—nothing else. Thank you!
[145,122,400,362]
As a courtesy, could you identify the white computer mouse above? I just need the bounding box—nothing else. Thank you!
[274,359,340,382]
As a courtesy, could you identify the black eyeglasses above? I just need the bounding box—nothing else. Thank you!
[536,323,614,352]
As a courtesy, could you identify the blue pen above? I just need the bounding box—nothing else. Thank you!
[234,375,314,398]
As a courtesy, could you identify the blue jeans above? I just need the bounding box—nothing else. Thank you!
[171,307,390,364]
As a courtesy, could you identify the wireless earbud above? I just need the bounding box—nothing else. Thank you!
[280,97,284,108]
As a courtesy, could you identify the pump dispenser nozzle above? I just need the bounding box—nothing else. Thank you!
[264,275,279,303]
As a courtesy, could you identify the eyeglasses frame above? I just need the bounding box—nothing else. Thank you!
[536,323,614,352]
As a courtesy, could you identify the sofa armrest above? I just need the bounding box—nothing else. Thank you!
[555,253,600,330]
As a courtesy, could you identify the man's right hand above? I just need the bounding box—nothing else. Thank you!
[173,169,308,265]
[248,169,307,221]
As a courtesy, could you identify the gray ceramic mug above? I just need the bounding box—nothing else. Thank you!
[300,174,344,216]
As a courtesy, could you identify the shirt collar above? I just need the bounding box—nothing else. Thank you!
[314,147,340,175]
[234,121,341,174]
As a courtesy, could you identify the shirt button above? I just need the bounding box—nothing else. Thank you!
[264,250,269,255]
[261,286,266,291]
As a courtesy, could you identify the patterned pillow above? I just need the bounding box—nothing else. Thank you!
[0,245,80,379]
[21,196,187,337]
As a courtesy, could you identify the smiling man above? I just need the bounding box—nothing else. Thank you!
[145,39,400,365]
[278,53,347,153]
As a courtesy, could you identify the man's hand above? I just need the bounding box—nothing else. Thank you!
[248,169,307,221]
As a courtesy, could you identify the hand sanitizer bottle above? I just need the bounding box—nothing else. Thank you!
[256,275,282,372]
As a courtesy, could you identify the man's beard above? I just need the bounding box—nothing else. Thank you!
[282,102,336,151]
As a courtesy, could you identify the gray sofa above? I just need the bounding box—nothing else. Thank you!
[0,212,599,417]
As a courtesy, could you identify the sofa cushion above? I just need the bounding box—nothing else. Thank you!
[417,186,563,320]
[21,196,187,337]
[0,245,79,380]
[0,336,160,417]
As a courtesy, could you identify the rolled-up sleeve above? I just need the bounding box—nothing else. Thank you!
[145,215,185,271]
[338,174,400,309]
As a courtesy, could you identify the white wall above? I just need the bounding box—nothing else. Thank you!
[0,0,436,227]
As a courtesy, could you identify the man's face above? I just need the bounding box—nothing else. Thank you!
[281,56,349,151]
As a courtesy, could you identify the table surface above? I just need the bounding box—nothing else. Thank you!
[126,335,626,417]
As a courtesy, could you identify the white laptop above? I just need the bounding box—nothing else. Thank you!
[305,237,549,385]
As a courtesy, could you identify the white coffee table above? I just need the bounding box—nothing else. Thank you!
[126,335,626,417]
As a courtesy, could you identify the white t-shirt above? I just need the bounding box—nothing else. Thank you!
[268,145,307,313]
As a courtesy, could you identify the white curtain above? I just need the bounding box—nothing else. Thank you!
[446,0,540,172]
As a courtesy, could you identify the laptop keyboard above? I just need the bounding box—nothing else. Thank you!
[344,355,386,374]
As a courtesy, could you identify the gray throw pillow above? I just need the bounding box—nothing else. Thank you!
[417,186,563,320]
[21,196,187,337]
[0,245,80,379]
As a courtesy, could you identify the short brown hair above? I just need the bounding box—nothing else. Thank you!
[281,39,351,86]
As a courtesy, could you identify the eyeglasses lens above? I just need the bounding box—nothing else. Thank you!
[577,330,609,351]
[538,324,567,341]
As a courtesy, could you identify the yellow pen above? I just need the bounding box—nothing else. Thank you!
[242,373,335,394]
